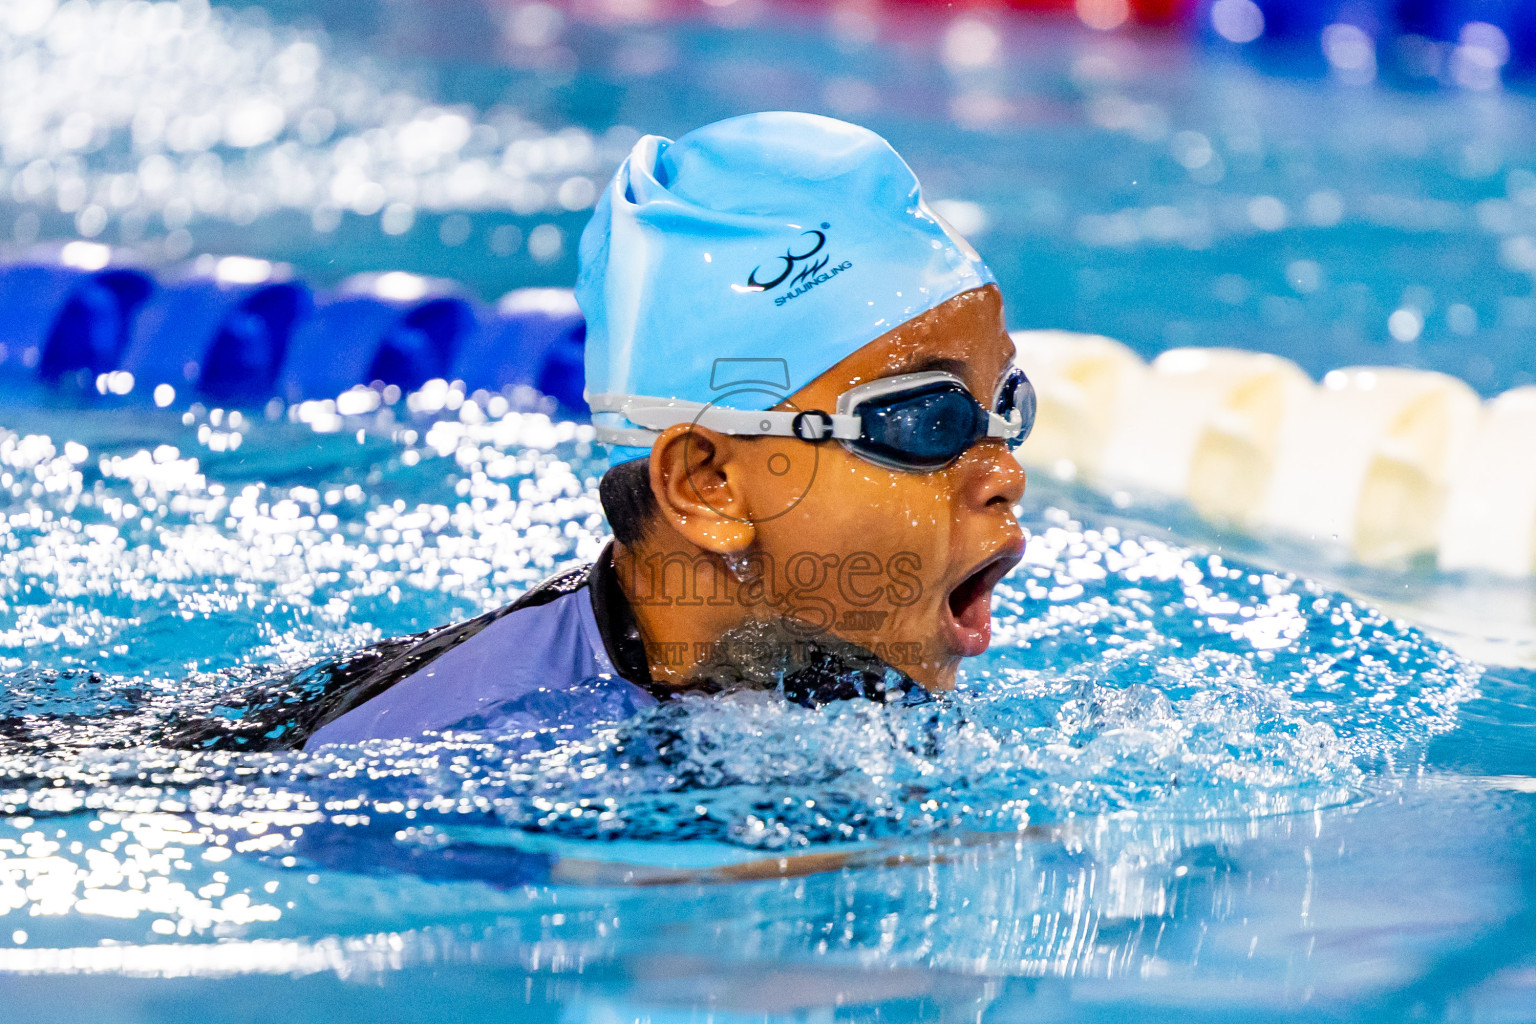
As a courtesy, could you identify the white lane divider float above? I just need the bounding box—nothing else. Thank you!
[1011,331,1536,575]
[1099,347,1312,528]
[1007,330,1143,484]
[1440,387,1536,576]
[1262,367,1481,567]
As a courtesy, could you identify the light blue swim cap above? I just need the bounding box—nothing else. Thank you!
[576,111,995,463]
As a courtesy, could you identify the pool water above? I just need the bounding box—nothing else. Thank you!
[6,0,1536,1020]
[0,399,1532,1022]
[10,0,1536,395]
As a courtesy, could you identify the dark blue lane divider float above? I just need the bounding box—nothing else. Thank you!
[122,268,314,406]
[450,289,587,414]
[0,248,589,417]
[0,250,155,388]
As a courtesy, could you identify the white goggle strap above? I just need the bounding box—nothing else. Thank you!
[587,393,861,448]
[593,425,667,447]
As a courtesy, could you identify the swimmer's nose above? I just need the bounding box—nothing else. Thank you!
[963,440,1026,510]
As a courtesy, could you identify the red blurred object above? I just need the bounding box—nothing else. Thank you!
[1126,0,1192,26]
[1002,0,1194,27]
[876,0,1194,27]
[497,0,1198,31]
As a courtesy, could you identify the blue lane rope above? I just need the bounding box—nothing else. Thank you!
[0,255,589,417]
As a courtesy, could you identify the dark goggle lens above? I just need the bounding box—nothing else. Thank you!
[994,367,1036,448]
[856,384,984,468]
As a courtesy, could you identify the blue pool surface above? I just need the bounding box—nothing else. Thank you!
[4,1,1536,1021]
[8,0,1536,395]
[0,398,1531,1022]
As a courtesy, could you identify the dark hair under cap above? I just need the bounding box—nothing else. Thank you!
[599,458,659,546]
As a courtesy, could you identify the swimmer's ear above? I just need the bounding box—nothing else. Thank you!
[648,424,757,554]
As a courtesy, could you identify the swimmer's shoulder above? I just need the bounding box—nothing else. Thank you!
[297,559,604,745]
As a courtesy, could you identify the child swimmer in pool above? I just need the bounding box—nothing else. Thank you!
[297,112,1035,748]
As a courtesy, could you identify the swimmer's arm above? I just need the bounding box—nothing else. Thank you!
[546,826,1060,887]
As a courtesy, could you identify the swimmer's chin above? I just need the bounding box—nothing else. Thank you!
[942,540,1024,659]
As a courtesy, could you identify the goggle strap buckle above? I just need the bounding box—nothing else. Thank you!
[792,410,835,442]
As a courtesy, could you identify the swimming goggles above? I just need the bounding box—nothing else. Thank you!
[591,367,1035,472]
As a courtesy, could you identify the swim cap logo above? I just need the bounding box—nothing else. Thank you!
[746,224,854,307]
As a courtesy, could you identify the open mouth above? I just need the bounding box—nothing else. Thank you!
[944,542,1024,657]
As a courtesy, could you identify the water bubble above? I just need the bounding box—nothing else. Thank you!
[1075,0,1129,32]
[1304,190,1345,227]
[438,213,472,247]
[1246,196,1287,232]
[942,17,1001,72]
[528,223,563,262]
[380,202,416,236]
[929,198,988,238]
[1388,308,1424,343]
[1447,303,1478,336]
[489,223,523,256]
[74,204,107,238]
[1322,23,1376,85]
[1170,130,1213,171]
[507,2,564,49]
[1211,0,1263,44]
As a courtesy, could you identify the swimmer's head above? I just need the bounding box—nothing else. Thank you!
[578,113,1027,691]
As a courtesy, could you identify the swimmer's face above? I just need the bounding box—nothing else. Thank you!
[732,284,1026,689]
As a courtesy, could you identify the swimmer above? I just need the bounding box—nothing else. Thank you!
[295,111,1033,749]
